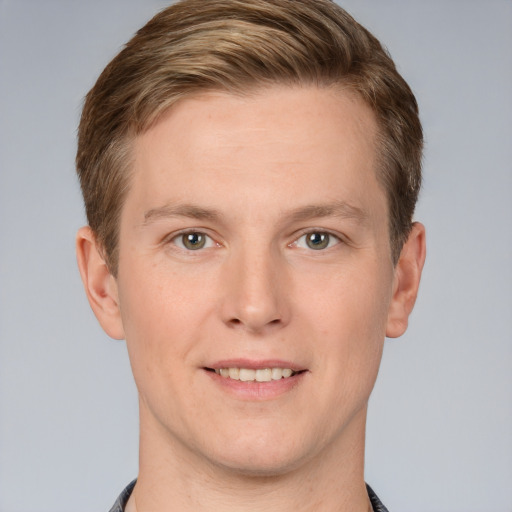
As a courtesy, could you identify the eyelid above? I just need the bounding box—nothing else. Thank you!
[165,229,219,250]
[162,227,344,251]
[290,229,343,250]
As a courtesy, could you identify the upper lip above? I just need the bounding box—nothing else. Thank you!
[205,359,306,372]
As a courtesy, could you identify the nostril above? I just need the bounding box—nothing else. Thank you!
[226,316,282,332]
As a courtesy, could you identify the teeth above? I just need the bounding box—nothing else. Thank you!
[228,368,239,380]
[271,368,283,380]
[214,367,296,382]
[239,368,255,381]
[255,368,272,382]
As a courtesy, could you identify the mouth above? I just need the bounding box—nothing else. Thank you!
[206,367,304,382]
[203,362,308,399]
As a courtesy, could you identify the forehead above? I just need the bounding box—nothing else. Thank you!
[127,85,384,223]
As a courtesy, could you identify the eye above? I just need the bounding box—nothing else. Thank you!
[173,231,214,251]
[295,231,340,251]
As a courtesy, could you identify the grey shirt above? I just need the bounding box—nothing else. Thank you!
[108,480,389,511]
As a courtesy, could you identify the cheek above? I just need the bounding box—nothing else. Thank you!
[301,260,392,336]
[300,260,392,382]
[116,262,193,372]
[116,256,224,378]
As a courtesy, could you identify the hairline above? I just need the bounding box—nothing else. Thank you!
[103,80,399,276]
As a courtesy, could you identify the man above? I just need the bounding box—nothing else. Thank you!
[75,0,426,510]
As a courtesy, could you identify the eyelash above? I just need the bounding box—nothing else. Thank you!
[291,231,342,251]
[166,229,342,252]
[169,230,217,251]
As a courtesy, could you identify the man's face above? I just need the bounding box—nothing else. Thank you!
[114,86,398,474]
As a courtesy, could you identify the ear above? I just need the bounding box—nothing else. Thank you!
[76,226,125,340]
[386,222,426,338]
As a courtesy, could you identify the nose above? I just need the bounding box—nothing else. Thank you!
[219,246,290,334]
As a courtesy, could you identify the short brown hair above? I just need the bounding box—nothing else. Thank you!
[77,0,423,275]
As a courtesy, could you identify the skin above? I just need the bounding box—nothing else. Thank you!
[77,85,425,511]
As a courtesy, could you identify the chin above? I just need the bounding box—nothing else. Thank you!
[203,429,314,478]
[212,452,306,479]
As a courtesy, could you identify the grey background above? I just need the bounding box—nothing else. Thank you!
[0,1,511,511]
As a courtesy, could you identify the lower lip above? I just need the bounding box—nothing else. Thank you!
[204,370,307,400]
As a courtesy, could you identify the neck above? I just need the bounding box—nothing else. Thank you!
[132,403,371,512]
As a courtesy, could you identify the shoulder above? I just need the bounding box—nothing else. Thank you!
[366,483,390,512]
[108,480,136,512]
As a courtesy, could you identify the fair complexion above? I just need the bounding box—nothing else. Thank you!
[77,86,425,511]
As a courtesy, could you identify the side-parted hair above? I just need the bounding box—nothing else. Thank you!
[77,0,423,275]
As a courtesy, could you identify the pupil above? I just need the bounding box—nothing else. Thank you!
[184,233,205,250]
[307,232,329,250]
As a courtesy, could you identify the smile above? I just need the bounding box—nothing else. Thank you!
[213,367,297,382]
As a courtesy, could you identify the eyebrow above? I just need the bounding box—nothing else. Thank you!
[143,203,221,224]
[287,201,368,224]
[143,200,367,226]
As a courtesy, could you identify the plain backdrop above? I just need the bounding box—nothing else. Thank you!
[0,1,511,511]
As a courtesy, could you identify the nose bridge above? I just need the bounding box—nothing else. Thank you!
[220,240,288,332]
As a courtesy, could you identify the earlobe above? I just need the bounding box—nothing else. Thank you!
[386,222,426,338]
[76,226,125,340]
